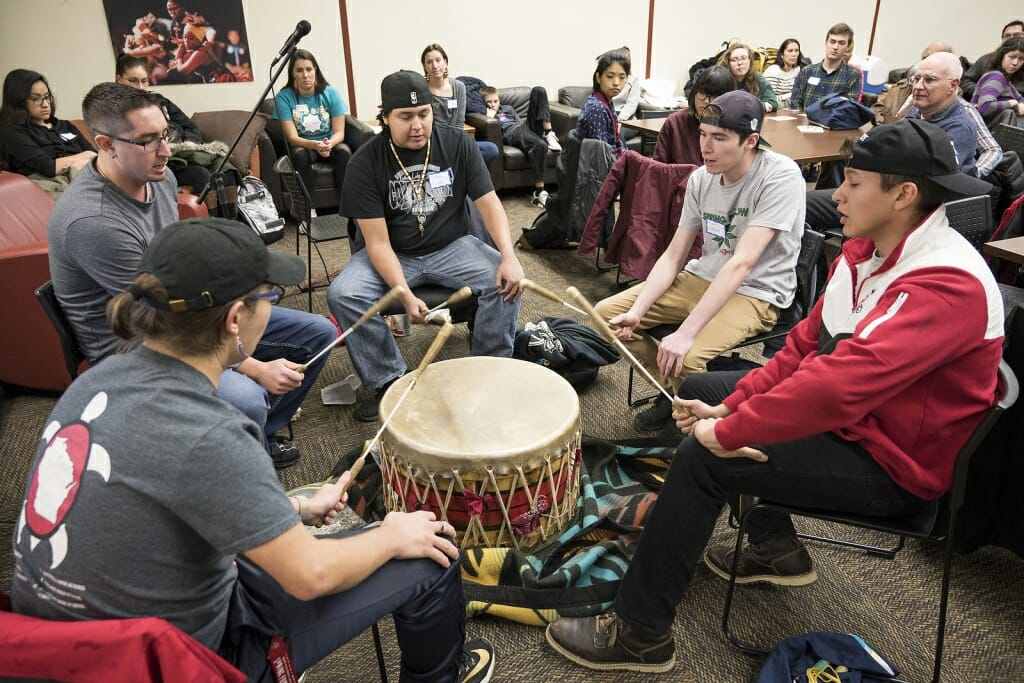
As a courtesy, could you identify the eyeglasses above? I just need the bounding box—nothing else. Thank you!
[96,129,171,152]
[908,74,952,86]
[729,56,750,63]
[244,286,285,305]
[27,93,54,105]
[123,77,150,87]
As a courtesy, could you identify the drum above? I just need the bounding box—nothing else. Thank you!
[378,357,582,551]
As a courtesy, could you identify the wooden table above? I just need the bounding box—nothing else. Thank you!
[984,236,1024,265]
[621,111,862,165]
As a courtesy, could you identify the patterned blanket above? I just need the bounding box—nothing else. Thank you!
[328,436,674,626]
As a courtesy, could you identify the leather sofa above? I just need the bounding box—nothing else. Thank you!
[259,99,375,212]
[0,172,64,392]
[551,86,643,154]
[465,86,559,191]
[0,169,208,394]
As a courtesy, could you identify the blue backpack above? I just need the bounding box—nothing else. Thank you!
[806,94,875,130]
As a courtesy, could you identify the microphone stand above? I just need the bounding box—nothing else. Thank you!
[197,45,296,217]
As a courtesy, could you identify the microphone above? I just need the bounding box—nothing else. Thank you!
[270,20,311,67]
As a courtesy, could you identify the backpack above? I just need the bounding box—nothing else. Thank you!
[683,41,731,97]
[235,175,284,245]
[805,94,876,130]
[512,317,619,391]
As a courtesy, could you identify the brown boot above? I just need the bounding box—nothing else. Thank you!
[705,536,817,586]
[545,612,675,673]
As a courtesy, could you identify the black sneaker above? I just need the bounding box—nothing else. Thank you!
[268,439,301,470]
[704,536,817,586]
[634,394,673,431]
[546,612,675,673]
[355,380,399,423]
[457,637,495,683]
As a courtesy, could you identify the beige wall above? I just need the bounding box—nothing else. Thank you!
[0,0,1020,121]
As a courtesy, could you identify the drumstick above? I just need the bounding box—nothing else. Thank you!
[339,321,454,495]
[521,278,587,317]
[565,286,675,403]
[423,286,473,316]
[298,286,406,371]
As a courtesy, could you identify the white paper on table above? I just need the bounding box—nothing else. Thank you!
[771,115,798,120]
[797,125,824,133]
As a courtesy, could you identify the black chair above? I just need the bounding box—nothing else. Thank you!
[993,123,1024,159]
[273,155,350,312]
[34,280,86,382]
[944,194,994,252]
[720,359,1019,682]
[627,228,828,407]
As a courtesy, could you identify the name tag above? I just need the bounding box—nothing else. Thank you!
[447,98,458,110]
[428,169,453,189]
[808,76,821,85]
[59,132,78,142]
[704,218,727,238]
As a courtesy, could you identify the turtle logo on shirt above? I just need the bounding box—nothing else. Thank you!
[17,392,111,570]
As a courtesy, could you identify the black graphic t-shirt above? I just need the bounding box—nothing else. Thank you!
[342,124,493,255]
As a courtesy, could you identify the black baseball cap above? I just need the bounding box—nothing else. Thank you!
[381,70,431,113]
[699,90,770,147]
[136,218,305,313]
[848,118,992,198]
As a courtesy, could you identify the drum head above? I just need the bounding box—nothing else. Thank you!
[379,357,580,474]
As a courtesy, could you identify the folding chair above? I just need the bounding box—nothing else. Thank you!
[993,122,1024,159]
[944,194,994,252]
[627,228,827,407]
[273,156,349,312]
[720,360,1018,683]
[34,280,87,382]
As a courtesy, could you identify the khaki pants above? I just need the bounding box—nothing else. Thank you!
[595,271,778,392]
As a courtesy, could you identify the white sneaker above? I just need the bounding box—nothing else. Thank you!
[544,130,562,152]
[531,189,549,208]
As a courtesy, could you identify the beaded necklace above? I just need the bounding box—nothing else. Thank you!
[388,136,432,236]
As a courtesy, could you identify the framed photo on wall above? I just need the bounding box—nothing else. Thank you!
[102,0,254,85]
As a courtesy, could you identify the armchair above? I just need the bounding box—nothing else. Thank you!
[464,86,559,191]
[550,86,644,154]
[260,99,375,211]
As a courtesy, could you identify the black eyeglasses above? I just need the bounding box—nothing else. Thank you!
[244,286,285,305]
[27,93,54,105]
[96,129,171,152]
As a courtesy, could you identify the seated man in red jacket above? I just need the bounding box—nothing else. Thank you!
[545,118,1002,674]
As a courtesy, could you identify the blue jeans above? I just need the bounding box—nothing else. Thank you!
[326,235,521,389]
[221,529,466,682]
[217,306,338,444]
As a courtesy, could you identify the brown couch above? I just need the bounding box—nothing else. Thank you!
[465,86,560,191]
[0,167,207,394]
[0,172,64,392]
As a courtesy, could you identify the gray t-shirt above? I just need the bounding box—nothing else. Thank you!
[47,162,180,363]
[680,149,805,308]
[11,346,296,650]
[430,77,468,130]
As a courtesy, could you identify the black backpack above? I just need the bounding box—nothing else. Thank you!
[236,175,285,245]
[683,41,731,97]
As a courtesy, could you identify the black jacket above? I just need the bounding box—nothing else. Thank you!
[0,118,93,177]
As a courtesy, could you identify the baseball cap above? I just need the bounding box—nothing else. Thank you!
[699,90,770,147]
[848,118,992,198]
[136,218,305,313]
[381,70,431,113]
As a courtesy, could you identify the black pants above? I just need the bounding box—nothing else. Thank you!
[289,145,351,202]
[502,122,547,184]
[526,85,552,136]
[173,162,212,193]
[614,371,930,632]
[805,188,842,233]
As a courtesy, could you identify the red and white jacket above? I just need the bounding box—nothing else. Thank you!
[715,207,1004,500]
